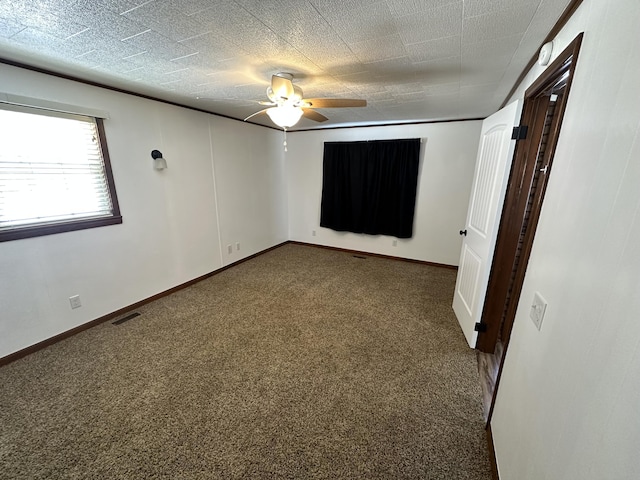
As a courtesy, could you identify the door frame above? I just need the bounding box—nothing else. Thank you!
[477,33,584,424]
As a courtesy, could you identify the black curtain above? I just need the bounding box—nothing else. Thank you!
[320,138,421,238]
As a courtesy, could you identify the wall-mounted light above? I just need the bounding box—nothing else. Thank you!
[151,150,167,170]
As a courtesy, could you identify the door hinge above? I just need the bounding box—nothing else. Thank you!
[511,125,528,140]
[474,322,488,333]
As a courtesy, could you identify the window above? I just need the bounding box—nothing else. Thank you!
[320,138,421,238]
[0,103,121,242]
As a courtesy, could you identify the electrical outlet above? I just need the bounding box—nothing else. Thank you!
[236,242,240,251]
[69,295,82,309]
[392,239,398,247]
[312,230,316,237]
[227,244,232,254]
[530,291,547,330]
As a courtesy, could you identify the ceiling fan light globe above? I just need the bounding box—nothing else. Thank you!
[266,106,303,128]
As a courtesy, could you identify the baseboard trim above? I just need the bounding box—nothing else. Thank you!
[0,241,288,367]
[486,423,500,480]
[288,241,458,270]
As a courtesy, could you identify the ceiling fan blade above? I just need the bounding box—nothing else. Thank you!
[271,74,294,99]
[244,109,269,121]
[303,98,367,108]
[302,108,328,122]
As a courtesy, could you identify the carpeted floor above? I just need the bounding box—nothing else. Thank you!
[0,244,491,479]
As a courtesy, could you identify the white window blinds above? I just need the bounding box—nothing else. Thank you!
[0,105,114,231]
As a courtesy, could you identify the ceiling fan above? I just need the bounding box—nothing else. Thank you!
[244,73,367,129]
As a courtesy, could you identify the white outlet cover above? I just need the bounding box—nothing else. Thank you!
[69,295,82,309]
[530,291,547,330]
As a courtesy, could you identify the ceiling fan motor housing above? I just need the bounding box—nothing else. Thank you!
[267,85,303,106]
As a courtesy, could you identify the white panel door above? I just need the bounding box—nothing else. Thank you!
[453,100,522,347]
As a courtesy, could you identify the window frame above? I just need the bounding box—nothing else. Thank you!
[0,114,122,242]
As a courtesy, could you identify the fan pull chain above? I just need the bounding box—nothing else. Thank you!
[283,128,288,152]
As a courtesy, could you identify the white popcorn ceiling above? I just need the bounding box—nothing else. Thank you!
[0,0,573,130]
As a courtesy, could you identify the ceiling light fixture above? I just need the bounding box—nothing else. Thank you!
[266,105,303,129]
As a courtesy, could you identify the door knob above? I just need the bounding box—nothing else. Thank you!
[459,229,467,236]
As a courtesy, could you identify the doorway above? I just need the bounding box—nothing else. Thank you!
[476,33,584,423]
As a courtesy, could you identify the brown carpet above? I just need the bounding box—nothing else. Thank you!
[0,244,491,479]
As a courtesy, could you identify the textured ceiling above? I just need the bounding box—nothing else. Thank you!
[0,0,572,130]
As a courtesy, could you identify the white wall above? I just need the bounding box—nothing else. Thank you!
[211,117,288,265]
[0,64,286,359]
[492,0,640,478]
[286,121,482,265]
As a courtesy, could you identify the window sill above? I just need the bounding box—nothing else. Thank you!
[0,215,123,242]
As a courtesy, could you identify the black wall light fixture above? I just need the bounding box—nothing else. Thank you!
[151,150,167,170]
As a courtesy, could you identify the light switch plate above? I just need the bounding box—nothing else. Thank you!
[530,291,547,330]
